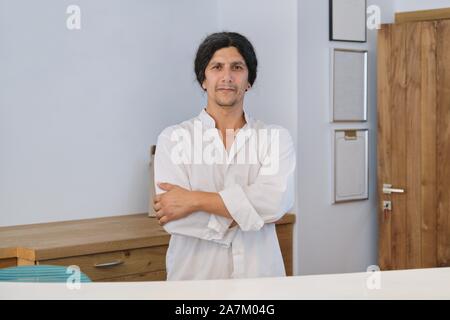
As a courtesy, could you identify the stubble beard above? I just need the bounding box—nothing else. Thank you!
[215,91,242,108]
[216,97,238,107]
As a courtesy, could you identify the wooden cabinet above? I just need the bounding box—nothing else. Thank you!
[43,246,169,281]
[0,213,295,281]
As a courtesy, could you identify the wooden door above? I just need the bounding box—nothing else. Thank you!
[377,20,450,270]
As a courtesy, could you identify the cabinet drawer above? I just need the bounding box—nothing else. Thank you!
[39,245,167,281]
[98,270,167,282]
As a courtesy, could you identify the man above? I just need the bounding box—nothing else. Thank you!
[153,32,295,281]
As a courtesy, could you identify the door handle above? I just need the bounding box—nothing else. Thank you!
[383,184,405,194]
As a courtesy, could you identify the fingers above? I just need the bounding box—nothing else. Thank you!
[155,209,163,219]
[158,182,174,191]
[155,209,169,226]
[158,215,168,226]
[152,201,161,212]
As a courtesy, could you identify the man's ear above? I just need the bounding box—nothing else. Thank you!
[202,81,207,91]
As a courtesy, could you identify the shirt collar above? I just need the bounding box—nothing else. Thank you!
[198,108,253,129]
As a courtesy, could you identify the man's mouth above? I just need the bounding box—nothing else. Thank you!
[217,88,235,92]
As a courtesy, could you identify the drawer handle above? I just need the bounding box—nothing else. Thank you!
[94,260,124,268]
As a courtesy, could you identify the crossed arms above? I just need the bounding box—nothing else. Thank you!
[153,126,295,246]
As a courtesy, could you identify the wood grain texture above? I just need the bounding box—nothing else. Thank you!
[0,258,16,269]
[378,19,449,270]
[99,270,167,282]
[420,21,438,268]
[0,213,295,261]
[390,23,407,270]
[276,224,293,276]
[40,246,168,281]
[396,8,450,24]
[405,22,422,269]
[377,24,393,270]
[0,213,296,280]
[0,213,170,260]
[437,20,450,267]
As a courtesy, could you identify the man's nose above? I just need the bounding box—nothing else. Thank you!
[221,67,233,82]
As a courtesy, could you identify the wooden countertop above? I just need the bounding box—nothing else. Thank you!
[0,213,295,261]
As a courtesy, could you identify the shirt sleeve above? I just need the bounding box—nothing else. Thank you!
[218,126,296,232]
[154,127,234,246]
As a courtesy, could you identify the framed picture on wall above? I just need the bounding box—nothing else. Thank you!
[329,0,367,42]
[332,129,369,203]
[330,48,368,122]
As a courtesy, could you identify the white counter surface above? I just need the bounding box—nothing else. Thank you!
[1,267,449,300]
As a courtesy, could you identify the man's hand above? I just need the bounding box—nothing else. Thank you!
[153,182,197,226]
[153,182,238,228]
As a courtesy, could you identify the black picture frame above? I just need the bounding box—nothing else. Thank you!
[329,0,367,43]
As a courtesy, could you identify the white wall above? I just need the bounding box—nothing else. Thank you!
[296,0,395,275]
[0,0,299,228]
[395,0,450,12]
[0,0,217,226]
[217,0,298,139]
[3,0,443,276]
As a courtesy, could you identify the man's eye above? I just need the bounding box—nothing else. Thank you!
[212,65,220,69]
[233,65,243,70]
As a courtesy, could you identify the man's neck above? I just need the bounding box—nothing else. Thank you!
[204,104,246,132]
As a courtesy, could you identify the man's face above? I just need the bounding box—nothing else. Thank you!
[202,46,250,108]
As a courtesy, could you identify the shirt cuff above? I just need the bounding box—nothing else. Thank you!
[207,214,234,237]
[219,184,265,231]
[199,215,235,248]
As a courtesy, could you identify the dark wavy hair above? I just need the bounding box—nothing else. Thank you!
[194,32,258,90]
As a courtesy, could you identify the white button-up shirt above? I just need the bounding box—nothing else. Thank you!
[154,109,296,281]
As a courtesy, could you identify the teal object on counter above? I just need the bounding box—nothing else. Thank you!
[0,265,91,282]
